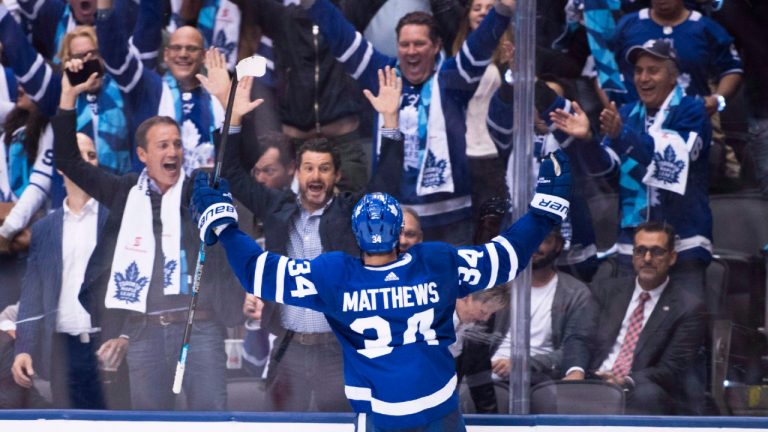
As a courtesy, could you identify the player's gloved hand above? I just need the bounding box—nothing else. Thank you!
[190,171,238,245]
[529,149,571,223]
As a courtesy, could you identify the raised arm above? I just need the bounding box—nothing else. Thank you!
[16,0,67,59]
[455,150,570,298]
[95,0,146,92]
[198,49,280,218]
[0,124,54,242]
[53,66,123,206]
[365,66,404,195]
[129,0,164,69]
[0,4,61,117]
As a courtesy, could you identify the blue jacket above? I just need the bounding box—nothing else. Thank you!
[304,0,513,229]
[575,94,713,264]
[14,204,109,380]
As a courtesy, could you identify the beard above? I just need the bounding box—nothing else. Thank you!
[532,249,561,270]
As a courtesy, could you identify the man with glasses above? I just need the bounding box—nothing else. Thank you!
[588,221,706,414]
[92,0,224,174]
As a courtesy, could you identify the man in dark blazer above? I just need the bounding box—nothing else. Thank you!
[12,133,110,409]
[53,66,244,410]
[210,61,402,411]
[589,221,706,414]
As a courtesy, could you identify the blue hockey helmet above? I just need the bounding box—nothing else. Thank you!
[352,193,404,253]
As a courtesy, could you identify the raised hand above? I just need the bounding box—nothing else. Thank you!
[599,101,623,139]
[550,101,593,141]
[530,150,571,223]
[60,53,100,110]
[228,76,264,124]
[197,48,231,104]
[363,66,402,128]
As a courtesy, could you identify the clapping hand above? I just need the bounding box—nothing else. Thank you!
[549,101,593,141]
[599,102,623,139]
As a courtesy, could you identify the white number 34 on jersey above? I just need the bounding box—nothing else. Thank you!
[288,260,318,298]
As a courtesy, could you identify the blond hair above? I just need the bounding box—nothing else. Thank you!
[57,25,99,64]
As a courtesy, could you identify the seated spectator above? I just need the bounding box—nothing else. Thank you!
[0,303,50,409]
[550,39,712,297]
[300,0,516,244]
[54,68,244,410]
[12,132,110,409]
[588,221,706,415]
[491,227,597,385]
[398,206,424,253]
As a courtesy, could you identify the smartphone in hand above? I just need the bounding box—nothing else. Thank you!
[65,59,104,86]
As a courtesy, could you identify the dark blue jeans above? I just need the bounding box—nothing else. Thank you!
[126,319,227,410]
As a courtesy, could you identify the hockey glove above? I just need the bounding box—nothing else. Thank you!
[190,172,238,245]
[529,149,571,223]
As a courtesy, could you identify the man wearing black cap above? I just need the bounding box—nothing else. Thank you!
[550,39,713,299]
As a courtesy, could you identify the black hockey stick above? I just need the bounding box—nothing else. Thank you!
[173,56,266,394]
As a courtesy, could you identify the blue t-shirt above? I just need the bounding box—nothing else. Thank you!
[611,8,742,101]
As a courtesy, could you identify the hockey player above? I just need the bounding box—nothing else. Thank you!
[190,152,571,430]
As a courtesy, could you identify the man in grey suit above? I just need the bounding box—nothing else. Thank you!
[492,227,597,384]
[11,133,113,409]
[589,221,706,414]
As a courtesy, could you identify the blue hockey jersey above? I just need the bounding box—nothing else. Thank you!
[611,8,742,101]
[304,0,513,230]
[219,211,554,428]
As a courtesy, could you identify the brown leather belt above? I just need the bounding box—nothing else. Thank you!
[129,309,214,326]
[290,331,336,346]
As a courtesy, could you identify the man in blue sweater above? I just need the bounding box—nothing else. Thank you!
[297,0,516,245]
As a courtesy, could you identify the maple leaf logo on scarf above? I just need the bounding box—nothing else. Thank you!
[651,145,686,185]
[113,262,149,303]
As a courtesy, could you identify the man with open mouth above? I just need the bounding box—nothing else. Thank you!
[51,61,244,411]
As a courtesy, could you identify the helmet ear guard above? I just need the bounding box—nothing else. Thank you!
[352,193,404,254]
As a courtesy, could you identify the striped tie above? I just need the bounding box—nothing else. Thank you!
[612,292,651,378]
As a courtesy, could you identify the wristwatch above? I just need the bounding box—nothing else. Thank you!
[714,94,726,112]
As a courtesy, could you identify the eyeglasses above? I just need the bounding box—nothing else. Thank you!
[70,50,100,61]
[166,44,203,54]
[632,246,669,258]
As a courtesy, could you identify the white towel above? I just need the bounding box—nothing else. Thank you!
[105,169,185,312]
[641,89,691,196]
[416,75,454,196]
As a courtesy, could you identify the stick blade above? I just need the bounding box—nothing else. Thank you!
[236,55,267,80]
